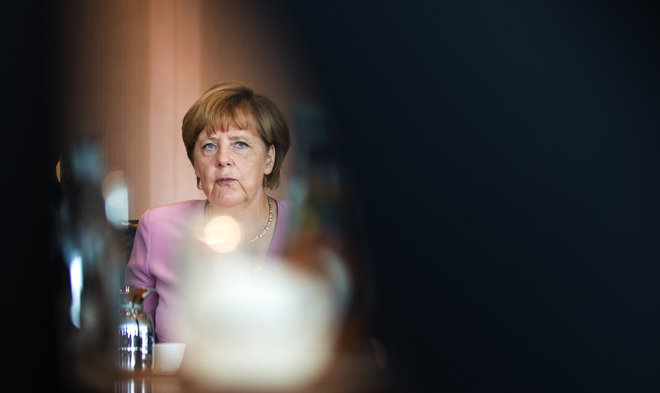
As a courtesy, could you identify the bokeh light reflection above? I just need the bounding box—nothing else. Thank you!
[101,170,128,228]
[203,215,242,253]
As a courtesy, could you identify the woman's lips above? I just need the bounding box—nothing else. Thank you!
[216,177,236,185]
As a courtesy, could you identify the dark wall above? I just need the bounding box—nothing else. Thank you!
[1,1,61,391]
[288,1,660,392]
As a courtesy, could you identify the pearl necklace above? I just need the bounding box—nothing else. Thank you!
[249,196,274,243]
[205,196,274,243]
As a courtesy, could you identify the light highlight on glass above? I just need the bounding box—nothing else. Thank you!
[55,158,62,183]
[68,252,83,328]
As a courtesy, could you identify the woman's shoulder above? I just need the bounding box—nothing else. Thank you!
[272,197,294,220]
[273,196,290,209]
[140,199,206,224]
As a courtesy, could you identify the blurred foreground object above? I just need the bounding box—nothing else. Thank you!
[56,139,127,390]
[176,252,342,390]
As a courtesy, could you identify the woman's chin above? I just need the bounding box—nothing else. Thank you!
[208,193,246,208]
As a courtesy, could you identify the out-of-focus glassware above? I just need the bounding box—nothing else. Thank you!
[57,138,126,390]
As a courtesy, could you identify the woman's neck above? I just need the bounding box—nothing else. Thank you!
[206,193,272,244]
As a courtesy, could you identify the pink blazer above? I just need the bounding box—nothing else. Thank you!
[125,198,290,342]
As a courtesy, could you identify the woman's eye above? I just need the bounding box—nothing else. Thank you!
[202,142,217,150]
[234,141,248,149]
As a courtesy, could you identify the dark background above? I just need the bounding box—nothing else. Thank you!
[4,1,660,392]
[286,1,660,392]
[2,0,60,389]
[2,0,62,389]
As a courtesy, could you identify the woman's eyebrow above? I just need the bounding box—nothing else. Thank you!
[227,130,257,139]
[205,128,257,140]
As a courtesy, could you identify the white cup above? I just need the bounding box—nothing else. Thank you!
[153,343,186,373]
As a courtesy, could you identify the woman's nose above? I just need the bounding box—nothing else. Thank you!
[216,145,232,166]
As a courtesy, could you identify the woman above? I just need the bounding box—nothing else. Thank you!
[125,82,291,343]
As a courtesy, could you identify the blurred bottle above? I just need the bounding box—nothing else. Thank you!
[56,138,125,391]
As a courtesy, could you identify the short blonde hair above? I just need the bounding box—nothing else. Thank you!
[182,82,291,189]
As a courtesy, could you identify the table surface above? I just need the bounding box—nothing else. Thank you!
[65,350,392,393]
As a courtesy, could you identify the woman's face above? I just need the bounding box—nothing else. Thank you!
[194,124,275,208]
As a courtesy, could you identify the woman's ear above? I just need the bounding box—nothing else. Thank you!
[265,145,275,175]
